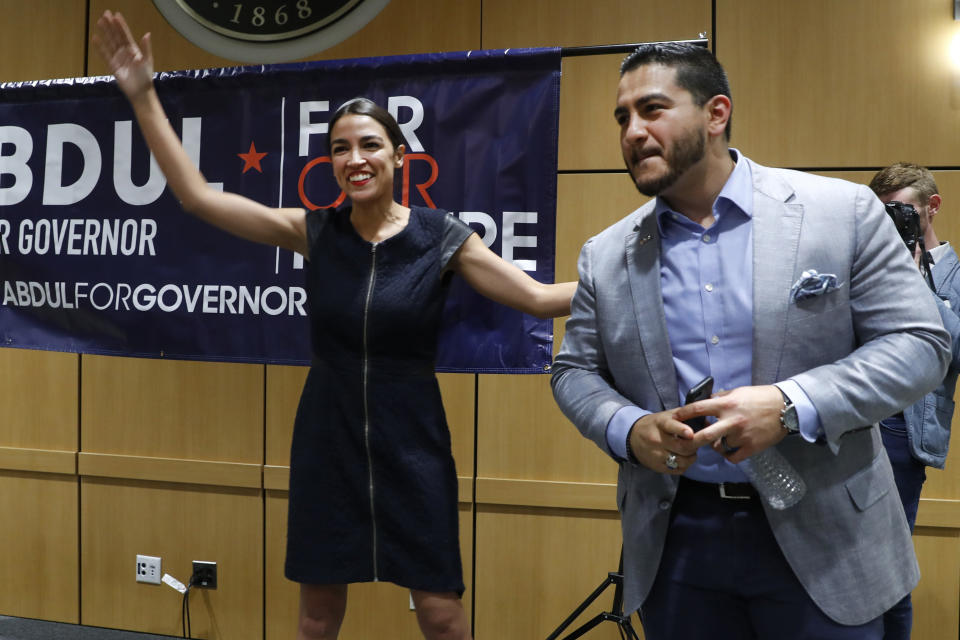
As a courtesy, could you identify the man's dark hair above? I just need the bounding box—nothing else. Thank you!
[620,42,732,139]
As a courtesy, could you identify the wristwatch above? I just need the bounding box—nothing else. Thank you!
[778,388,800,434]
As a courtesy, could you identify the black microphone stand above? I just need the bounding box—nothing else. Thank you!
[545,547,641,640]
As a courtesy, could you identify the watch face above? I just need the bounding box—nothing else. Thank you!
[782,405,800,432]
[153,0,390,62]
[173,0,362,42]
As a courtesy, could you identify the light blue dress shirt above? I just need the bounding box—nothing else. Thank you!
[605,150,821,483]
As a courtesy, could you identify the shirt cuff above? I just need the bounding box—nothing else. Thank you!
[606,405,651,461]
[775,379,823,443]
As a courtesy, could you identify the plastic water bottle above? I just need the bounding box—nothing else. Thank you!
[740,447,806,510]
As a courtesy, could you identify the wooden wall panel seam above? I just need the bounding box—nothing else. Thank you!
[475,477,617,511]
[0,446,77,475]
[916,498,960,528]
[77,452,262,488]
[263,465,290,491]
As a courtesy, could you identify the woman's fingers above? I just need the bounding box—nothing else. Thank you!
[95,14,121,63]
[116,12,143,55]
[98,11,121,53]
[96,10,137,63]
[141,32,153,64]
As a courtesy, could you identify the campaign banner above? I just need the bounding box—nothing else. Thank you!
[0,48,561,372]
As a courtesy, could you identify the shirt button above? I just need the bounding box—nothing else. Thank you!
[703,234,712,243]
[658,500,671,511]
[711,335,720,345]
[705,283,714,292]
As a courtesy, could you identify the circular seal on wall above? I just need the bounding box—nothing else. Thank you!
[152,0,391,62]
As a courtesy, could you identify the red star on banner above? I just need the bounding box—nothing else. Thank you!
[238,141,268,173]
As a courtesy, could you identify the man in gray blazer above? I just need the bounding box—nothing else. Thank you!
[551,43,950,639]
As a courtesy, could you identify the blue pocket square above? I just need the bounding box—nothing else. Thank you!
[791,269,842,302]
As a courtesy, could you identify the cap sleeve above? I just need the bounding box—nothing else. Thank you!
[304,209,330,260]
[440,212,476,272]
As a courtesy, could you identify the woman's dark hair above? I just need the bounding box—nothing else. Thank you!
[327,97,405,154]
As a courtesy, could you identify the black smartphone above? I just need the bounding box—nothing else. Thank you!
[683,376,714,432]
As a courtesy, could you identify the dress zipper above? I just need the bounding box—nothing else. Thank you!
[362,242,379,581]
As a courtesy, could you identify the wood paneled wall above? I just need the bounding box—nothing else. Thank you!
[1,1,959,638]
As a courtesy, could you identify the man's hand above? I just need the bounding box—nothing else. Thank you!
[674,384,787,464]
[627,411,699,474]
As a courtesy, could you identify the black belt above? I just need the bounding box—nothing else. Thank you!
[679,476,759,500]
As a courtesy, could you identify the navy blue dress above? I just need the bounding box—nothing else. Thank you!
[284,205,474,594]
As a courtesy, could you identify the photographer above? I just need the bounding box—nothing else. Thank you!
[869,162,960,640]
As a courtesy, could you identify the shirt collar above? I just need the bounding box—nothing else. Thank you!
[655,148,753,233]
[930,241,950,264]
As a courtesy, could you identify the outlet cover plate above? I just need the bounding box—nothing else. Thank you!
[192,560,217,589]
[136,555,162,584]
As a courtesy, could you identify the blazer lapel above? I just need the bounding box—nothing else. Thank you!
[625,209,679,409]
[751,170,804,385]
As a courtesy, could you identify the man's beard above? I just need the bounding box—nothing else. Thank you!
[628,127,706,197]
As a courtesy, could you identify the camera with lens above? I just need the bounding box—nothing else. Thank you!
[885,200,935,290]
[885,201,923,255]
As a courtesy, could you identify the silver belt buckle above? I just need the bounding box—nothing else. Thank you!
[719,483,750,500]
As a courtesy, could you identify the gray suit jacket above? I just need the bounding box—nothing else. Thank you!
[551,158,951,625]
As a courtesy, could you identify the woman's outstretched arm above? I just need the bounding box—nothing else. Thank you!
[451,234,576,319]
[94,10,308,255]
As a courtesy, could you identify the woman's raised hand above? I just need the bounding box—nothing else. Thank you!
[93,10,155,100]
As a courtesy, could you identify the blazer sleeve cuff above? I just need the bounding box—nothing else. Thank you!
[607,405,650,461]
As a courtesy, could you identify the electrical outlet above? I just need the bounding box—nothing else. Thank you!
[136,555,162,584]
[192,560,217,589]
